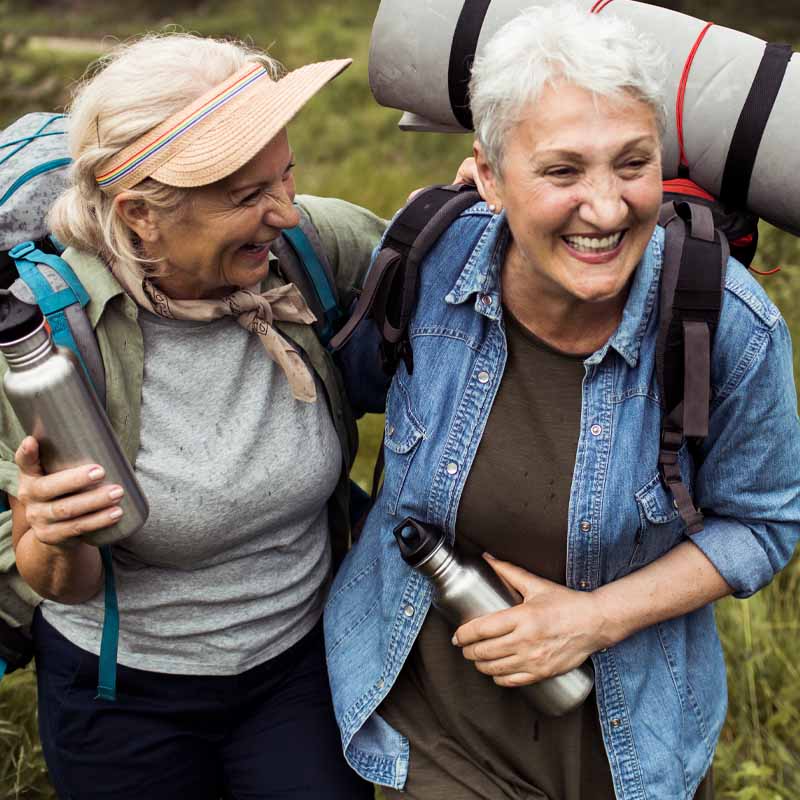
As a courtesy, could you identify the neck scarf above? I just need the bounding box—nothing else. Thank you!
[111,259,318,403]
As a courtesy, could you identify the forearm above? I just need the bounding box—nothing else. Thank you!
[593,539,732,649]
[12,501,103,604]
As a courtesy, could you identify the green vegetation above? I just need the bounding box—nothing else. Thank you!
[1,1,799,798]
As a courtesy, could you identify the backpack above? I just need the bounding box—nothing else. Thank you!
[332,179,765,534]
[0,113,351,692]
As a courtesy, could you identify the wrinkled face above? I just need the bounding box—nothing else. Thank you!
[146,128,299,300]
[477,82,663,310]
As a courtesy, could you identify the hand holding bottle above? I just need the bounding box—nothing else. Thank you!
[452,554,606,689]
[13,436,124,548]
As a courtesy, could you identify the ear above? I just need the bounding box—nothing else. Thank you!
[473,140,503,209]
[113,193,160,244]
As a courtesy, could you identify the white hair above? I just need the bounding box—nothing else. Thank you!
[48,33,282,275]
[469,3,667,175]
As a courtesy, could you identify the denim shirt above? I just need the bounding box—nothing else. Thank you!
[324,203,800,799]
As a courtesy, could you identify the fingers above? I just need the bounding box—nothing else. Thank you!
[32,505,123,547]
[460,631,517,663]
[12,441,122,547]
[484,554,556,598]
[493,672,537,688]
[14,436,43,477]
[16,462,108,506]
[453,608,517,647]
[27,483,123,527]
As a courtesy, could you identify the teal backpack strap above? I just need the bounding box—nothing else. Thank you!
[95,545,119,700]
[9,241,106,401]
[279,221,343,347]
[10,242,119,701]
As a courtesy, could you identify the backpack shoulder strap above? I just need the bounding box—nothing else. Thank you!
[272,209,343,347]
[9,240,106,406]
[330,183,480,375]
[657,200,728,534]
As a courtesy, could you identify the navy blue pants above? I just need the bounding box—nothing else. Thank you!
[33,611,373,800]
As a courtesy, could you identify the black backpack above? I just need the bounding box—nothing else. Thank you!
[332,180,763,533]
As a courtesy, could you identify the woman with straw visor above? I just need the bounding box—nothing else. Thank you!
[0,34,389,799]
[324,6,800,799]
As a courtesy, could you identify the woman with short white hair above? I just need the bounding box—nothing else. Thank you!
[324,5,800,798]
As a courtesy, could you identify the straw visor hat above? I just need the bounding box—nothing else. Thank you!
[95,58,352,193]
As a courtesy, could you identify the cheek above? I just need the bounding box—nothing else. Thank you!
[631,176,664,223]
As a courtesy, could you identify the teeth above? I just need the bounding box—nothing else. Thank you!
[564,232,624,253]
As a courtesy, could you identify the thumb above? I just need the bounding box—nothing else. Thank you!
[14,436,44,477]
[483,553,551,599]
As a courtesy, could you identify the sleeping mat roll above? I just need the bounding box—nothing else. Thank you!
[369,0,799,235]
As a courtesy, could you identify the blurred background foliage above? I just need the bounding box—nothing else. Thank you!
[1,1,799,798]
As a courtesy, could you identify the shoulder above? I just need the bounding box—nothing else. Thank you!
[721,258,781,329]
[294,194,386,255]
[294,195,387,293]
[713,258,789,400]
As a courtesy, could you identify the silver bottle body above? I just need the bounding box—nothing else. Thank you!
[417,538,594,717]
[2,323,148,546]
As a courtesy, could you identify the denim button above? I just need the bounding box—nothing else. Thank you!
[579,580,588,589]
[446,462,458,475]
[477,371,490,384]
[387,424,395,436]
[611,718,622,728]
[376,678,385,689]
[481,294,493,306]
[403,604,415,618]
[590,424,603,436]
[580,520,591,532]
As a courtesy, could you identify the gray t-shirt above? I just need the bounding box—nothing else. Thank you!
[43,310,341,674]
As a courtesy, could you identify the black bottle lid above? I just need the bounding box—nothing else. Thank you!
[393,517,445,567]
[0,290,44,344]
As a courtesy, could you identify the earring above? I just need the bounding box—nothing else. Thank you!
[489,203,496,213]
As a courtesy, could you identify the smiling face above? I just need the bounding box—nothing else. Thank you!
[477,82,663,323]
[129,128,300,300]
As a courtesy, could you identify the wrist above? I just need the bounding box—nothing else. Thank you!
[589,583,631,650]
[16,530,103,603]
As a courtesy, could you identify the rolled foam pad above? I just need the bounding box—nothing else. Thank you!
[369,0,800,234]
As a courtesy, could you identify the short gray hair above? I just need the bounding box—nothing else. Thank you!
[469,3,667,175]
[49,33,282,275]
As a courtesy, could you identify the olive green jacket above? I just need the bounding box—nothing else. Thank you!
[0,194,385,632]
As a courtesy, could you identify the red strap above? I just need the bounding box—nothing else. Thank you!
[750,265,782,276]
[677,22,715,170]
[590,0,616,12]
[663,178,715,202]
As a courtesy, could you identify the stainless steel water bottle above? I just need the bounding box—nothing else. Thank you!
[394,517,594,717]
[0,290,148,546]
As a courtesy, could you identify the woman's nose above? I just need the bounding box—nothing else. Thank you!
[264,188,301,230]
[577,178,627,230]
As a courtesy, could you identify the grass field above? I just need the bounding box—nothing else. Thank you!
[1,1,800,798]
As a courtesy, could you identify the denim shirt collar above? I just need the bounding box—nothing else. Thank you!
[445,209,665,368]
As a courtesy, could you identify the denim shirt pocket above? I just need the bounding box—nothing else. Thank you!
[382,377,426,516]
[629,472,688,568]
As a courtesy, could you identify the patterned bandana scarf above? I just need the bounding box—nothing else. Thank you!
[111,258,319,403]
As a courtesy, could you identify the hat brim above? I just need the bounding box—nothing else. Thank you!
[149,59,351,188]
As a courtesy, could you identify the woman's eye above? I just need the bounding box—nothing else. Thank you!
[239,189,263,206]
[545,165,578,179]
[283,162,296,181]
[620,158,649,173]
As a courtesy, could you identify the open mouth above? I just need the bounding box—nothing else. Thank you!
[562,231,626,254]
[239,241,272,256]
